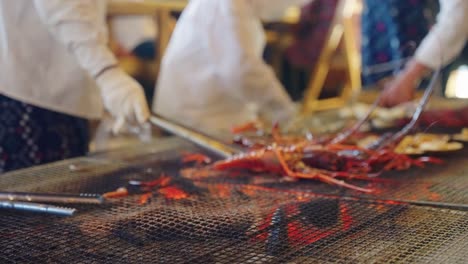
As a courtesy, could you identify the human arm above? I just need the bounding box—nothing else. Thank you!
[219,0,311,123]
[381,0,468,107]
[32,0,150,131]
[380,60,431,107]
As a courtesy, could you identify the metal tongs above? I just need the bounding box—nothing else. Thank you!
[0,192,104,216]
[150,114,242,158]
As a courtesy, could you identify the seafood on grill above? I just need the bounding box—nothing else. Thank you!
[188,70,450,193]
[103,175,189,204]
[212,132,443,193]
[393,133,463,154]
[356,133,463,155]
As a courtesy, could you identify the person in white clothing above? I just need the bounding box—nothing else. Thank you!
[381,0,468,107]
[153,0,309,137]
[0,0,150,172]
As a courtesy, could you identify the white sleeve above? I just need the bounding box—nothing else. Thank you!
[230,20,293,110]
[415,0,468,69]
[214,0,292,110]
[33,0,118,77]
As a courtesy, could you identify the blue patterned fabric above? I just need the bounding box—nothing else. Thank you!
[361,0,435,86]
[0,94,89,173]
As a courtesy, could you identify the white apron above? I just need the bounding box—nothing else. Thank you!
[153,0,308,137]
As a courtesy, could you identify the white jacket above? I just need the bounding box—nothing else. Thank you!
[415,0,468,69]
[153,0,308,137]
[0,0,116,119]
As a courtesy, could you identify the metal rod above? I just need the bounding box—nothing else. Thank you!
[149,114,241,158]
[0,201,76,216]
[0,192,104,204]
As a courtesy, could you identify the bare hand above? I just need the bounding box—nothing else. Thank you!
[379,60,431,108]
[380,74,417,108]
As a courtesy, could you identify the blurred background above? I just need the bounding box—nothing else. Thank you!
[99,0,467,150]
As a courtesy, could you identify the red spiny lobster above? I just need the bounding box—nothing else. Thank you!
[212,71,443,193]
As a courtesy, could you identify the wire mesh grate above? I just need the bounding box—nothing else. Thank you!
[0,137,467,263]
[0,183,467,263]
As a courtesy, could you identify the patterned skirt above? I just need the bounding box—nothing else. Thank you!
[0,94,90,173]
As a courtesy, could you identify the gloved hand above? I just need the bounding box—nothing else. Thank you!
[96,67,151,134]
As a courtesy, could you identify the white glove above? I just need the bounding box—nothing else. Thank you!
[96,67,151,134]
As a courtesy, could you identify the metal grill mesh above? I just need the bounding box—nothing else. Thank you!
[1,137,467,263]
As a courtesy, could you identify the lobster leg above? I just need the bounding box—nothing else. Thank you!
[271,122,282,142]
[295,172,374,193]
[272,145,373,193]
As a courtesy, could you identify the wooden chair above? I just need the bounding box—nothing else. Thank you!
[301,0,362,114]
